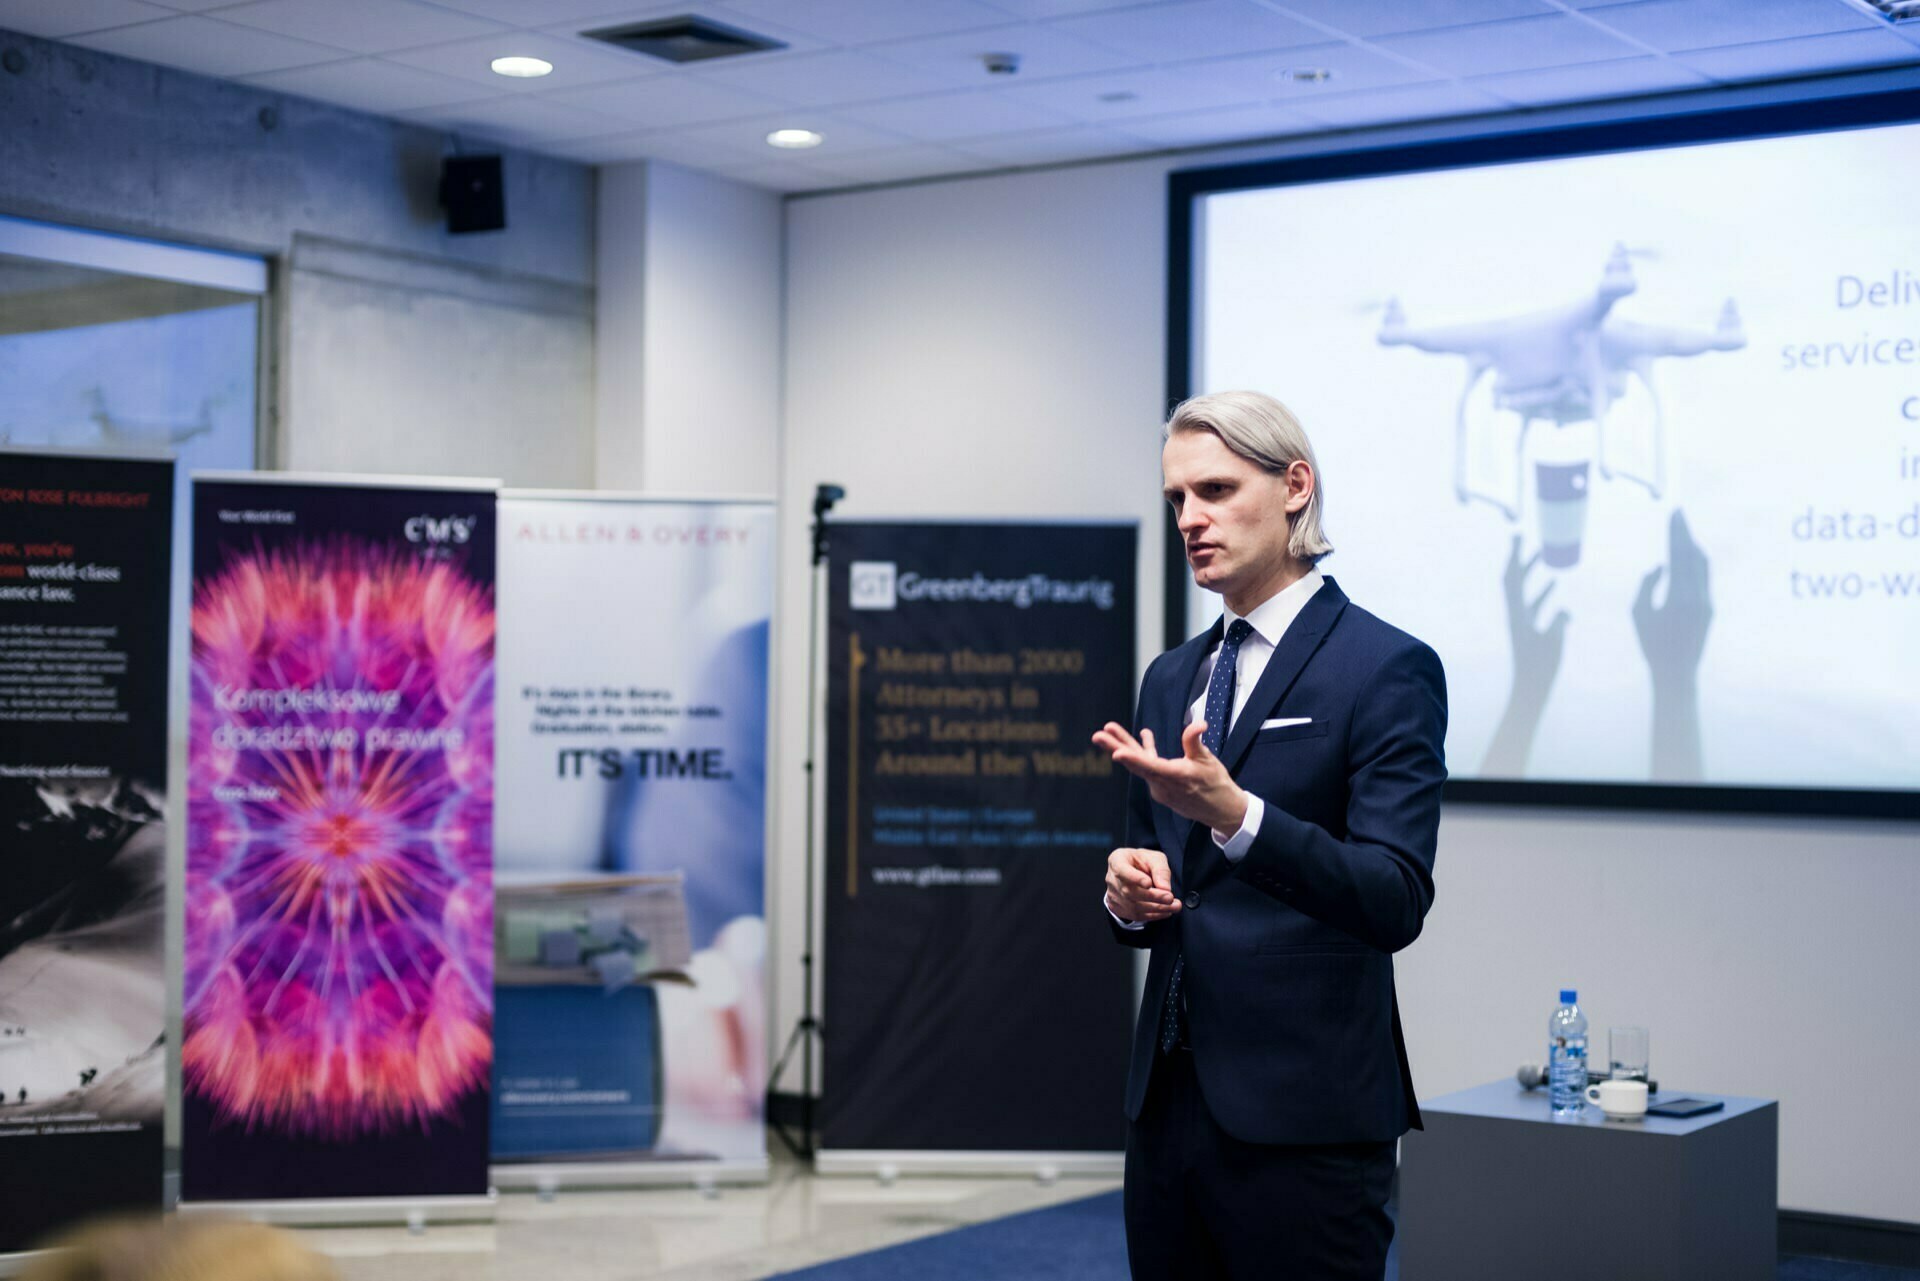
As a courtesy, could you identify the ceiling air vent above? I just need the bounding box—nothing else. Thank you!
[581,15,788,63]
[1838,0,1920,22]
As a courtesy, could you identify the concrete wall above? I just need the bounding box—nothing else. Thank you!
[596,160,782,497]
[776,74,1920,1224]
[0,26,596,487]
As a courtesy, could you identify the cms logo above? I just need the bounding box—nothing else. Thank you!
[404,515,477,546]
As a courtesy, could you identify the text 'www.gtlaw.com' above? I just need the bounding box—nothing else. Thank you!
[872,866,1005,888]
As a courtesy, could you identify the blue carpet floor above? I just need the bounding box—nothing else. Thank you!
[769,1190,1920,1281]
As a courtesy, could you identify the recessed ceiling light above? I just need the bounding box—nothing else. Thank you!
[491,55,553,78]
[1277,67,1335,83]
[767,128,823,150]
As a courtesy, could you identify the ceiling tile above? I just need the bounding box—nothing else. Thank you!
[995,66,1267,122]
[213,0,509,55]
[1052,0,1326,62]
[0,0,173,37]
[400,94,625,145]
[707,160,855,192]
[383,29,659,91]
[830,87,1079,141]
[593,126,765,167]
[1289,79,1511,128]
[68,14,348,75]
[1176,41,1441,100]
[1371,13,1647,76]
[1672,26,1920,80]
[1470,53,1711,106]
[1578,0,1878,54]
[534,128,666,163]
[673,111,913,158]
[241,57,486,114]
[865,21,1143,86]
[803,144,986,183]
[1117,101,1319,146]
[542,74,788,128]
[950,122,1153,164]
[689,48,954,107]
[1261,0,1554,40]
[415,0,686,24]
[980,0,1193,15]
[715,0,1013,44]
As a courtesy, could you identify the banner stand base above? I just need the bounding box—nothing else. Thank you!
[176,1192,497,1229]
[492,1157,769,1195]
[815,1151,1123,1180]
[0,1250,48,1278]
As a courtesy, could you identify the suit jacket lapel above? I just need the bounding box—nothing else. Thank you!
[1216,577,1348,777]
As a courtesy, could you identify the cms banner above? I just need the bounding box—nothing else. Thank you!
[183,476,496,1205]
[0,452,170,1251]
[824,522,1136,1155]
[494,495,773,1172]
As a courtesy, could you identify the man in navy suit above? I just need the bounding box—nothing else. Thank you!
[1094,390,1448,1281]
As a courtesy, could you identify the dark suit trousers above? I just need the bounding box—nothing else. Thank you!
[1124,1047,1396,1281]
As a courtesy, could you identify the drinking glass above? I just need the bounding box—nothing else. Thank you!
[1609,1026,1649,1083]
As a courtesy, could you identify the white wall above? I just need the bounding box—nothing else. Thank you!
[776,78,1920,1223]
[596,161,782,496]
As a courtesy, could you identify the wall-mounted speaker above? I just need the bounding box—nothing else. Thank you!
[440,154,505,234]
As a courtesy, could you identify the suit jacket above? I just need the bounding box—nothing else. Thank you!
[1113,576,1447,1146]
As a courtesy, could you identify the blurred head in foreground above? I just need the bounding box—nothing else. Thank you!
[22,1215,338,1281]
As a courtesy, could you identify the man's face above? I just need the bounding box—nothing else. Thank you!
[1162,429,1306,608]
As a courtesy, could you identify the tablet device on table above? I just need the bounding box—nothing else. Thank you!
[1647,1097,1724,1118]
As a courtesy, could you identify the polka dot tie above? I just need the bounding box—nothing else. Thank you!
[1158,618,1253,1055]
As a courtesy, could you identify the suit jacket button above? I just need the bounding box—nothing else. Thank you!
[1183,891,1201,910]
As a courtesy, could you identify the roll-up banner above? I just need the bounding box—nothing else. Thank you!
[493,494,773,1181]
[0,451,171,1252]
[822,521,1136,1161]
[182,474,496,1207]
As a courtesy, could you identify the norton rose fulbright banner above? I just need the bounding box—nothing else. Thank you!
[0,452,171,1251]
[824,521,1136,1155]
[184,476,496,1204]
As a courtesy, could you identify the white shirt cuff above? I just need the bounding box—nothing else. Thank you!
[1212,792,1263,863]
[1105,893,1146,930]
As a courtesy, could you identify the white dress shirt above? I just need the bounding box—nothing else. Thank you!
[1109,569,1324,928]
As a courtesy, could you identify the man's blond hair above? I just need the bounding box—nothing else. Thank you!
[1166,390,1332,563]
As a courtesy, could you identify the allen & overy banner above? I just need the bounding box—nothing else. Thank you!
[823,521,1136,1154]
[493,495,773,1170]
[0,451,171,1249]
[182,475,496,1203]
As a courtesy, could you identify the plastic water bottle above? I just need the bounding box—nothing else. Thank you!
[1548,989,1588,1117]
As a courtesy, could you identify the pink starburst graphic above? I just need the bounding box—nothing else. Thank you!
[185,539,494,1138]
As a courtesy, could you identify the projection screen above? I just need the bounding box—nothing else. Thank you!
[1171,93,1920,817]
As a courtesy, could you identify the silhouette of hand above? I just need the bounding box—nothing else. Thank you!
[1634,509,1712,781]
[1482,535,1570,777]
[1502,535,1570,701]
[1633,510,1712,688]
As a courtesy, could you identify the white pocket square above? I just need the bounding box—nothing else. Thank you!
[1260,717,1313,730]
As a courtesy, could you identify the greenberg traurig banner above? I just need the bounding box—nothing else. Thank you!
[823,521,1136,1154]
[493,495,773,1167]
[0,451,171,1250]
[182,475,496,1203]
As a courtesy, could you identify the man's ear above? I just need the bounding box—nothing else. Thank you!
[1283,460,1314,514]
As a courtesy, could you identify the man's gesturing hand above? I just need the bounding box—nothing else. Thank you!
[1106,847,1180,923]
[1092,720,1249,835]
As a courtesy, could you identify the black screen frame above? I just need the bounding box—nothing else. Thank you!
[1166,86,1920,822]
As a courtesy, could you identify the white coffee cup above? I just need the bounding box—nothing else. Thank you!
[1586,1078,1648,1119]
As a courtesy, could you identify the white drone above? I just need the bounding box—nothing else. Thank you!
[1377,244,1744,520]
